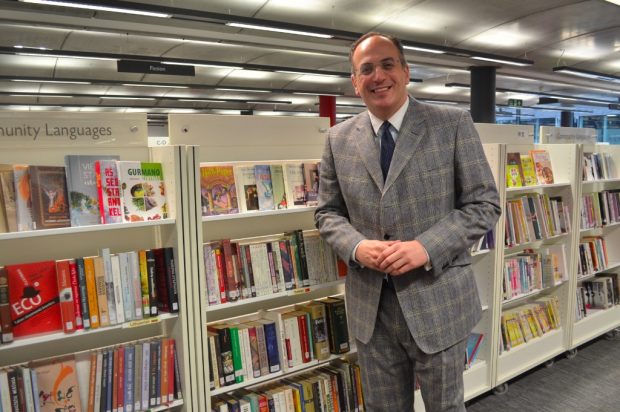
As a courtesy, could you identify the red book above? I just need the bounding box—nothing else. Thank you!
[67,259,84,330]
[55,259,76,333]
[117,345,125,411]
[296,312,311,363]
[95,160,123,224]
[221,239,239,301]
[213,243,228,304]
[6,260,62,338]
[167,338,175,402]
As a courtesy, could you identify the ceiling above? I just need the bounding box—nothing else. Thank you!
[0,0,619,121]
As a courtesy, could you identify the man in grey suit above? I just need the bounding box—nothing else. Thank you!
[315,32,501,411]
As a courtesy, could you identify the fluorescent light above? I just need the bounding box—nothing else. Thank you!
[162,61,243,70]
[14,45,50,50]
[604,0,620,5]
[423,100,458,105]
[403,45,445,54]
[275,70,342,78]
[122,83,188,89]
[20,0,171,18]
[100,96,155,100]
[471,56,530,66]
[215,88,270,93]
[11,79,92,84]
[10,94,72,98]
[552,66,620,82]
[293,92,342,96]
[179,99,226,103]
[226,22,332,39]
[16,52,117,61]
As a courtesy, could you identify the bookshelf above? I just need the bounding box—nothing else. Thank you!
[0,112,194,411]
[168,114,347,411]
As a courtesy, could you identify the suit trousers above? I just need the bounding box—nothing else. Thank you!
[356,280,467,412]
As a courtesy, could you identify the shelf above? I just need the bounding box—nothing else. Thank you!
[572,305,620,348]
[502,289,542,307]
[582,178,620,185]
[202,206,317,222]
[504,232,569,253]
[0,218,176,240]
[0,313,178,351]
[580,221,620,233]
[576,260,620,281]
[464,359,490,401]
[149,399,184,411]
[506,181,571,194]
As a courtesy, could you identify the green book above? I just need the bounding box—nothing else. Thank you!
[229,326,244,383]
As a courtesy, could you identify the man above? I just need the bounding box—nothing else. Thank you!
[314,32,501,412]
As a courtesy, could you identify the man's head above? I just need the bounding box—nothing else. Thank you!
[350,32,410,120]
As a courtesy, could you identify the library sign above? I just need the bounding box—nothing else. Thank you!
[0,112,147,147]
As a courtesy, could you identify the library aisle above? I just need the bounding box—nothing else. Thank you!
[467,334,620,412]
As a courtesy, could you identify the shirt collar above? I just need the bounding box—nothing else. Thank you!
[368,98,409,136]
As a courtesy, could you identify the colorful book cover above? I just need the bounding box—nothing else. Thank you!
[6,260,63,338]
[199,164,239,216]
[65,155,120,226]
[283,163,306,207]
[13,164,34,231]
[254,164,275,211]
[505,153,523,188]
[0,165,18,232]
[520,154,538,186]
[94,160,123,224]
[269,164,288,209]
[118,161,168,222]
[302,162,319,206]
[466,333,484,368]
[529,149,555,185]
[34,357,82,412]
[29,165,71,230]
[234,164,259,212]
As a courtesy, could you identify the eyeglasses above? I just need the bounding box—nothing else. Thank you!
[355,58,402,77]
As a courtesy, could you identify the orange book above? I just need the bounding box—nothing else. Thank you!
[167,339,175,402]
[160,338,169,404]
[87,351,97,412]
[83,257,100,329]
[55,259,76,333]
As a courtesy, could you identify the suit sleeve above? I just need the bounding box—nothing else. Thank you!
[314,132,366,267]
[416,111,501,277]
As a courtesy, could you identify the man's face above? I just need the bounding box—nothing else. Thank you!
[351,35,410,120]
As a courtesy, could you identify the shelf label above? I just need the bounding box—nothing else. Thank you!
[123,316,160,328]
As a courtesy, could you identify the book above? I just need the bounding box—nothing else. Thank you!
[320,296,350,354]
[6,260,63,338]
[269,164,288,209]
[94,159,123,224]
[505,152,524,188]
[235,164,259,212]
[34,357,82,412]
[302,161,320,206]
[465,333,484,368]
[298,301,330,361]
[0,266,13,343]
[199,163,239,216]
[283,162,306,207]
[254,164,275,211]
[118,161,168,222]
[55,259,77,333]
[520,154,538,186]
[29,165,71,230]
[0,165,17,232]
[65,154,120,226]
[13,164,35,231]
[529,149,554,185]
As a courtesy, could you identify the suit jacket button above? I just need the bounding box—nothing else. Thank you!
[383,234,390,240]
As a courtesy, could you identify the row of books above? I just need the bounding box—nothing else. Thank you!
[208,297,349,390]
[0,156,169,233]
[204,230,340,306]
[469,231,495,254]
[502,245,568,301]
[0,247,179,344]
[500,295,561,352]
[504,194,571,247]
[0,337,182,412]
[580,190,620,229]
[200,161,320,217]
[211,359,365,412]
[583,152,617,181]
[577,236,609,278]
[575,274,620,321]
[505,150,554,188]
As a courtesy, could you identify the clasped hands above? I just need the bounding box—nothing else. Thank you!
[355,239,428,276]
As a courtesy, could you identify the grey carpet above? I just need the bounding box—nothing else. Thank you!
[466,334,620,412]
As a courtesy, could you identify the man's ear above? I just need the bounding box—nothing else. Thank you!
[351,74,360,97]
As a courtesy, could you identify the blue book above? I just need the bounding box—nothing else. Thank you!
[100,351,109,412]
[124,345,135,411]
[254,164,274,211]
[466,333,484,368]
[259,319,281,373]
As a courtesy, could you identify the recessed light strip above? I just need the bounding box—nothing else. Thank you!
[226,22,333,39]
[20,0,172,18]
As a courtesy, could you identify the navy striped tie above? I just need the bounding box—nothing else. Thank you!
[380,121,394,182]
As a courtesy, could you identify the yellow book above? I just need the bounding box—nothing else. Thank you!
[520,155,538,186]
[506,153,524,187]
[139,249,151,316]
[93,256,110,327]
[83,257,100,329]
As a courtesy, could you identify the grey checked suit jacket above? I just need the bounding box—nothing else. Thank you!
[315,97,501,354]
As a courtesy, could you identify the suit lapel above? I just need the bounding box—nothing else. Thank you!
[384,99,426,191]
[353,114,384,190]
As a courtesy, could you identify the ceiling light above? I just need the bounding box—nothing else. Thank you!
[293,92,342,96]
[162,61,243,70]
[215,88,271,93]
[20,0,172,18]
[11,79,91,84]
[246,100,292,104]
[100,96,155,100]
[122,83,188,89]
[16,52,117,61]
[552,66,620,82]
[275,70,342,78]
[471,56,530,67]
[225,22,333,39]
[10,94,72,98]
[14,45,50,50]
[423,100,459,105]
[178,99,226,103]
[604,0,620,6]
[403,46,445,54]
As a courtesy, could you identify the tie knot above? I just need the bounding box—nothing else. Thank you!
[380,121,391,136]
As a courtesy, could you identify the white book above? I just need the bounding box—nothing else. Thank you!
[21,367,35,412]
[128,251,144,319]
[282,387,295,412]
[118,252,134,322]
[239,325,253,381]
[271,241,286,291]
[239,398,252,412]
[234,164,259,213]
[141,342,151,411]
[30,368,40,412]
[204,243,221,305]
[249,243,271,297]
[101,248,118,325]
[110,253,125,324]
[131,253,144,320]
[134,342,143,412]
[0,370,10,412]
[283,162,306,208]
[94,351,104,412]
[285,314,302,368]
[75,351,92,412]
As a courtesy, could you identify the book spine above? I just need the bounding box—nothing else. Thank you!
[141,342,150,411]
[138,250,151,317]
[160,339,169,405]
[172,340,183,400]
[93,257,110,327]
[149,341,158,407]
[109,254,126,324]
[100,350,109,412]
[87,351,97,412]
[83,257,100,329]
[167,338,175,402]
[255,324,269,377]
[242,245,257,297]
[265,242,279,293]
[124,345,135,412]
[295,230,310,287]
[106,349,114,412]
[229,326,244,384]
[127,251,142,320]
[263,321,281,373]
[93,351,103,412]
[55,259,77,333]
[222,239,240,301]
[75,257,91,329]
[0,266,14,343]
[164,247,179,312]
[153,248,170,313]
[95,160,107,224]
[247,325,261,378]
[134,342,143,411]
[68,260,84,330]
[112,347,119,412]
[7,368,20,412]
[117,252,134,323]
[101,248,118,326]
[145,250,159,315]
[297,313,311,363]
[213,245,228,303]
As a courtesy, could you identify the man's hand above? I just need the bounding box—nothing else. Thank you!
[377,240,428,276]
[355,239,400,271]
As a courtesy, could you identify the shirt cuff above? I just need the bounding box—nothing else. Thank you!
[423,247,432,271]
[351,241,364,268]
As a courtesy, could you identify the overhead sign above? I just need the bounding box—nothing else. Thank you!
[508,98,523,107]
[117,60,195,76]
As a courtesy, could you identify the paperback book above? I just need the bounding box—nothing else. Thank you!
[200,164,239,216]
[118,161,168,222]
[29,165,71,230]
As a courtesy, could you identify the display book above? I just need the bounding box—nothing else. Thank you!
[199,160,320,216]
[0,335,183,412]
[505,149,554,188]
[0,156,169,233]
[0,242,179,345]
